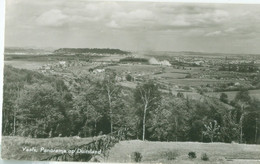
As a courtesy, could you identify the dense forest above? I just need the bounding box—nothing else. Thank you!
[2,65,260,144]
[54,48,131,55]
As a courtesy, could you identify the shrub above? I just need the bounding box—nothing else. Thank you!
[201,153,209,161]
[164,151,178,160]
[177,92,184,98]
[91,157,100,162]
[188,152,196,159]
[220,93,228,103]
[131,152,142,162]
[185,73,192,78]
[126,74,133,81]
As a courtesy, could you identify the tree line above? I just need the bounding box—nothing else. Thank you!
[219,63,258,72]
[54,48,131,55]
[2,65,260,144]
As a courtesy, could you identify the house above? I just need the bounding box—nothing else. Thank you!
[59,61,66,67]
[93,69,105,73]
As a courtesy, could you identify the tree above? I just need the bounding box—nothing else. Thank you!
[177,92,184,98]
[220,93,228,104]
[15,84,71,137]
[220,111,240,143]
[189,120,205,142]
[242,98,260,144]
[148,94,190,141]
[203,120,220,142]
[71,72,125,136]
[126,74,133,81]
[72,89,103,137]
[134,80,161,141]
[234,90,251,143]
[99,71,121,133]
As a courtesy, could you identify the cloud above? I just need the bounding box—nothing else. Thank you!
[111,9,154,23]
[179,9,229,27]
[225,27,236,33]
[205,26,257,38]
[205,31,222,37]
[169,15,192,27]
[5,1,260,54]
[106,20,120,28]
[32,2,230,32]
[151,4,230,29]
[36,9,67,27]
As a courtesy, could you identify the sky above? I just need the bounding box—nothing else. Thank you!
[4,0,260,54]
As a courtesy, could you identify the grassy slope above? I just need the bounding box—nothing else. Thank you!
[2,137,260,163]
[107,140,260,163]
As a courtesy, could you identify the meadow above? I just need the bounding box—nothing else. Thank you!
[108,140,260,163]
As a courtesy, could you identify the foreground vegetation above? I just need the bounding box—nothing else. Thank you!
[1,136,92,161]
[108,140,260,163]
[2,136,260,163]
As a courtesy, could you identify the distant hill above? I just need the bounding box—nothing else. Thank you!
[54,48,131,55]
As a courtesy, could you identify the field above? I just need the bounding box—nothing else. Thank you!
[4,60,50,70]
[206,89,260,101]
[108,140,260,163]
[1,136,260,163]
[106,64,232,88]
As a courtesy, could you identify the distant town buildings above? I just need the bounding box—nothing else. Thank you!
[149,58,171,66]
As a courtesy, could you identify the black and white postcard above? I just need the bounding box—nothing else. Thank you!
[1,0,260,163]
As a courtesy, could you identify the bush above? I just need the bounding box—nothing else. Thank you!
[177,92,184,98]
[126,74,133,81]
[188,152,196,159]
[185,73,192,78]
[164,151,178,160]
[220,93,228,103]
[201,153,209,161]
[131,152,142,162]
